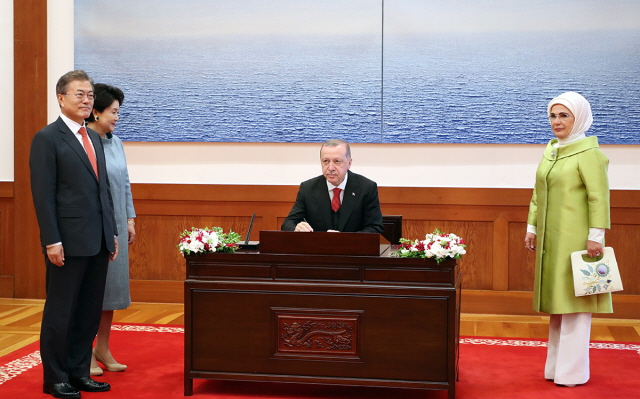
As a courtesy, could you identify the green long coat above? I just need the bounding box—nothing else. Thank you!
[527,136,613,314]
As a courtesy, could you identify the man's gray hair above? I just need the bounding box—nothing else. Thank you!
[321,139,351,159]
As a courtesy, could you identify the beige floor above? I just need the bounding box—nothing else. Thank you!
[1,298,639,358]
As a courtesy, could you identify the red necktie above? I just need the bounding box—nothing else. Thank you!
[79,127,99,180]
[331,188,342,212]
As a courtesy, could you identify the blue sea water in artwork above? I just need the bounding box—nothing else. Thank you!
[75,30,640,144]
[77,35,382,143]
[383,30,640,144]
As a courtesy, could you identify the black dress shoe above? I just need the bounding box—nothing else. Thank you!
[69,377,111,392]
[43,382,81,398]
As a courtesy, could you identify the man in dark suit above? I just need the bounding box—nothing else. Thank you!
[281,139,383,233]
[30,70,118,399]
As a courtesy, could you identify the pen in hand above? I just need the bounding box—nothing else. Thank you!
[297,218,314,232]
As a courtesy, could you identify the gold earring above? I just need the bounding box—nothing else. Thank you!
[95,116,99,121]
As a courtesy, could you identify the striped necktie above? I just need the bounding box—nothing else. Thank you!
[331,188,342,212]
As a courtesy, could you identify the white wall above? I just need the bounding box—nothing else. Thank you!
[0,0,13,181]
[120,141,637,189]
[47,0,75,123]
[2,0,638,188]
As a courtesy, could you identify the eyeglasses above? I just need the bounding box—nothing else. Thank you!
[64,92,95,101]
[548,113,572,121]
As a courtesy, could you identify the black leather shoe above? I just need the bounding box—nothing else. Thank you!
[69,377,111,392]
[43,382,81,398]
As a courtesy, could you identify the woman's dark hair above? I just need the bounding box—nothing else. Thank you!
[86,83,125,122]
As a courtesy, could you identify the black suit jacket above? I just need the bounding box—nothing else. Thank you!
[281,170,383,233]
[30,117,117,255]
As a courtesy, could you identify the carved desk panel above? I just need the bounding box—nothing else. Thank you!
[184,249,460,398]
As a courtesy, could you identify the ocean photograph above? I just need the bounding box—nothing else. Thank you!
[382,30,640,144]
[74,0,640,144]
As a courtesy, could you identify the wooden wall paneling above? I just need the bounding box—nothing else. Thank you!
[611,207,640,225]
[0,198,13,276]
[0,182,13,198]
[130,279,183,304]
[508,222,535,292]
[131,183,299,203]
[13,0,49,299]
[0,195,15,297]
[134,200,260,217]
[378,186,534,207]
[610,190,640,209]
[462,290,538,316]
[0,277,13,298]
[261,210,283,232]
[380,203,529,224]
[132,185,537,209]
[129,215,255,281]
[607,294,640,319]
[5,167,640,316]
[127,215,175,281]
[134,200,292,234]
[133,200,292,232]
[492,215,509,291]
[606,223,640,296]
[403,220,493,290]
[461,289,640,319]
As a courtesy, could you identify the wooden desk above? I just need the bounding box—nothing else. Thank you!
[184,245,461,398]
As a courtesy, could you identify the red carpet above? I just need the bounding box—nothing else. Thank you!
[1,325,639,399]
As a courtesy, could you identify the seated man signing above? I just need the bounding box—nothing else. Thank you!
[281,139,383,233]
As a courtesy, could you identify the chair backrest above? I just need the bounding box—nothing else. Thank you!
[381,215,403,245]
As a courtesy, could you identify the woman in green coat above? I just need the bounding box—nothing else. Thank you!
[524,91,611,387]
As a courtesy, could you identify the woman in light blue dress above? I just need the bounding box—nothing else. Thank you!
[86,84,136,376]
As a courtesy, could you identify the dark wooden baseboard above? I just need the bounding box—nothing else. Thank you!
[461,289,640,319]
[130,279,184,304]
[0,276,14,298]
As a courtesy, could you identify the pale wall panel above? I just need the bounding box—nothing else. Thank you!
[0,0,13,181]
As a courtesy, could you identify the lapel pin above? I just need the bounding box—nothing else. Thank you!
[352,192,355,196]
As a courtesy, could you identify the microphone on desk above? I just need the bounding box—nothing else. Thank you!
[245,213,256,245]
[238,213,259,250]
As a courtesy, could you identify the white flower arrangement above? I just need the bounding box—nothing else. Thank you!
[177,227,241,256]
[395,229,467,264]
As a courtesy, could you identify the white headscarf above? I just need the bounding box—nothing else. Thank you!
[547,91,593,146]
